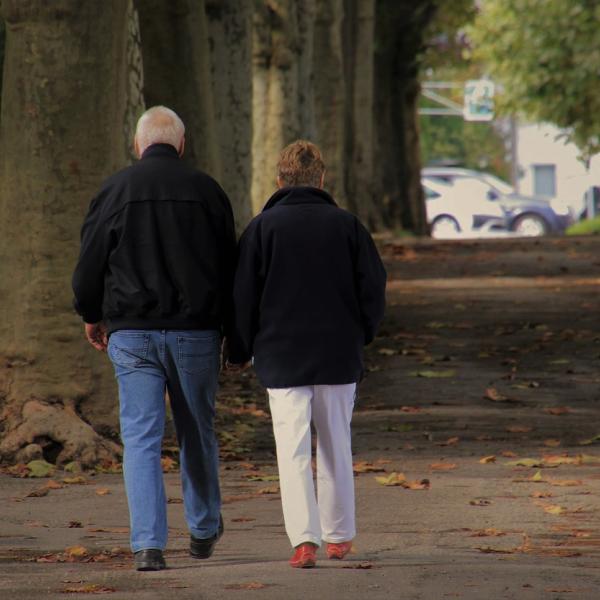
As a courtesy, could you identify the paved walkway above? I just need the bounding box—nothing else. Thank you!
[2,236,600,599]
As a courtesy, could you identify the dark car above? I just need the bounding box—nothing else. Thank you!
[422,167,573,236]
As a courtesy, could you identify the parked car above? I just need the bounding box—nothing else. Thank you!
[422,167,573,236]
[423,178,509,238]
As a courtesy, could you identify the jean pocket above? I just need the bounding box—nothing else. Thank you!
[177,335,219,374]
[108,332,150,368]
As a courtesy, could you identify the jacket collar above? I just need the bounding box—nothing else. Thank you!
[141,143,180,160]
[262,186,337,212]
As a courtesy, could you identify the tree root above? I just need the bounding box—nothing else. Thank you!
[0,399,122,468]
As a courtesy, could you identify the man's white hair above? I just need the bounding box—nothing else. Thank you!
[135,106,185,154]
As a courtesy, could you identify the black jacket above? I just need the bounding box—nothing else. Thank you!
[72,143,236,334]
[229,186,386,388]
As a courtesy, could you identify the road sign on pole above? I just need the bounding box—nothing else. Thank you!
[463,79,494,122]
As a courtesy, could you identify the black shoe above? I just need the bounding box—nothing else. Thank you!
[134,548,166,571]
[190,514,224,559]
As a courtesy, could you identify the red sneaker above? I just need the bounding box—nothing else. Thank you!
[289,543,318,568]
[326,541,353,560]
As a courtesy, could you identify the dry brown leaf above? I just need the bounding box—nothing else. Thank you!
[547,479,582,487]
[400,406,424,413]
[469,498,492,506]
[45,480,64,490]
[479,455,496,464]
[501,451,518,458]
[95,488,111,496]
[26,487,50,498]
[544,407,571,416]
[224,582,269,590]
[506,425,532,433]
[161,456,178,472]
[68,521,83,528]
[87,527,128,534]
[353,461,386,474]
[531,490,553,498]
[469,528,506,537]
[257,485,279,495]
[65,545,88,558]
[543,439,561,448]
[231,517,256,523]
[342,562,374,569]
[437,437,460,447]
[60,583,115,594]
[429,462,457,471]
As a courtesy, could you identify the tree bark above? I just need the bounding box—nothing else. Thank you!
[373,0,436,234]
[0,0,143,466]
[312,0,347,205]
[251,0,316,214]
[205,0,253,230]
[135,0,221,180]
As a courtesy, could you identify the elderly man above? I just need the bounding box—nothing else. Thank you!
[72,106,235,571]
[229,140,386,568]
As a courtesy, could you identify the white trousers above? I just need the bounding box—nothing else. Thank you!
[268,383,356,548]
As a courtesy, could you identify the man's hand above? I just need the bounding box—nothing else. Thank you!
[85,322,108,352]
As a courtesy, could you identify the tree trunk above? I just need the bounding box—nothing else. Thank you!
[135,0,221,180]
[312,0,347,205]
[373,0,436,234]
[205,0,253,231]
[0,0,143,467]
[251,0,316,214]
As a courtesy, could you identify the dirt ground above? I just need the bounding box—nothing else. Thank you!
[2,235,600,599]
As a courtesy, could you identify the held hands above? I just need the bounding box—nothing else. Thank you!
[85,322,108,352]
[221,337,251,372]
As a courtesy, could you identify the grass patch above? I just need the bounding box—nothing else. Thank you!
[566,217,600,236]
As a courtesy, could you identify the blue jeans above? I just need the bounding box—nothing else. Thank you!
[108,329,221,552]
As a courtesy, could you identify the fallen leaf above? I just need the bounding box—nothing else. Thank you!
[167,497,183,504]
[62,476,87,485]
[60,583,115,594]
[469,499,492,506]
[543,439,561,448]
[95,488,111,496]
[87,527,128,534]
[65,545,88,558]
[26,487,50,498]
[224,582,269,590]
[68,521,83,528]
[548,359,571,365]
[245,474,279,482]
[506,425,532,433]
[353,461,386,474]
[27,460,55,478]
[45,480,64,490]
[410,369,455,378]
[437,437,460,447]
[342,562,374,569]
[505,458,544,468]
[257,485,279,495]
[375,472,407,486]
[469,528,506,537]
[161,456,178,472]
[501,451,518,458]
[400,406,424,413]
[429,463,457,471]
[476,546,515,554]
[479,455,496,464]
[546,479,582,487]
[484,388,516,403]
[377,348,396,356]
[579,433,600,446]
[231,517,256,523]
[531,490,553,498]
[544,407,571,416]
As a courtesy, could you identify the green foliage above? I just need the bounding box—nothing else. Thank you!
[420,113,510,180]
[471,0,600,159]
[566,217,600,236]
[420,2,510,180]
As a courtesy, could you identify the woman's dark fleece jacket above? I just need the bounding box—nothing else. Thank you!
[229,186,387,389]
